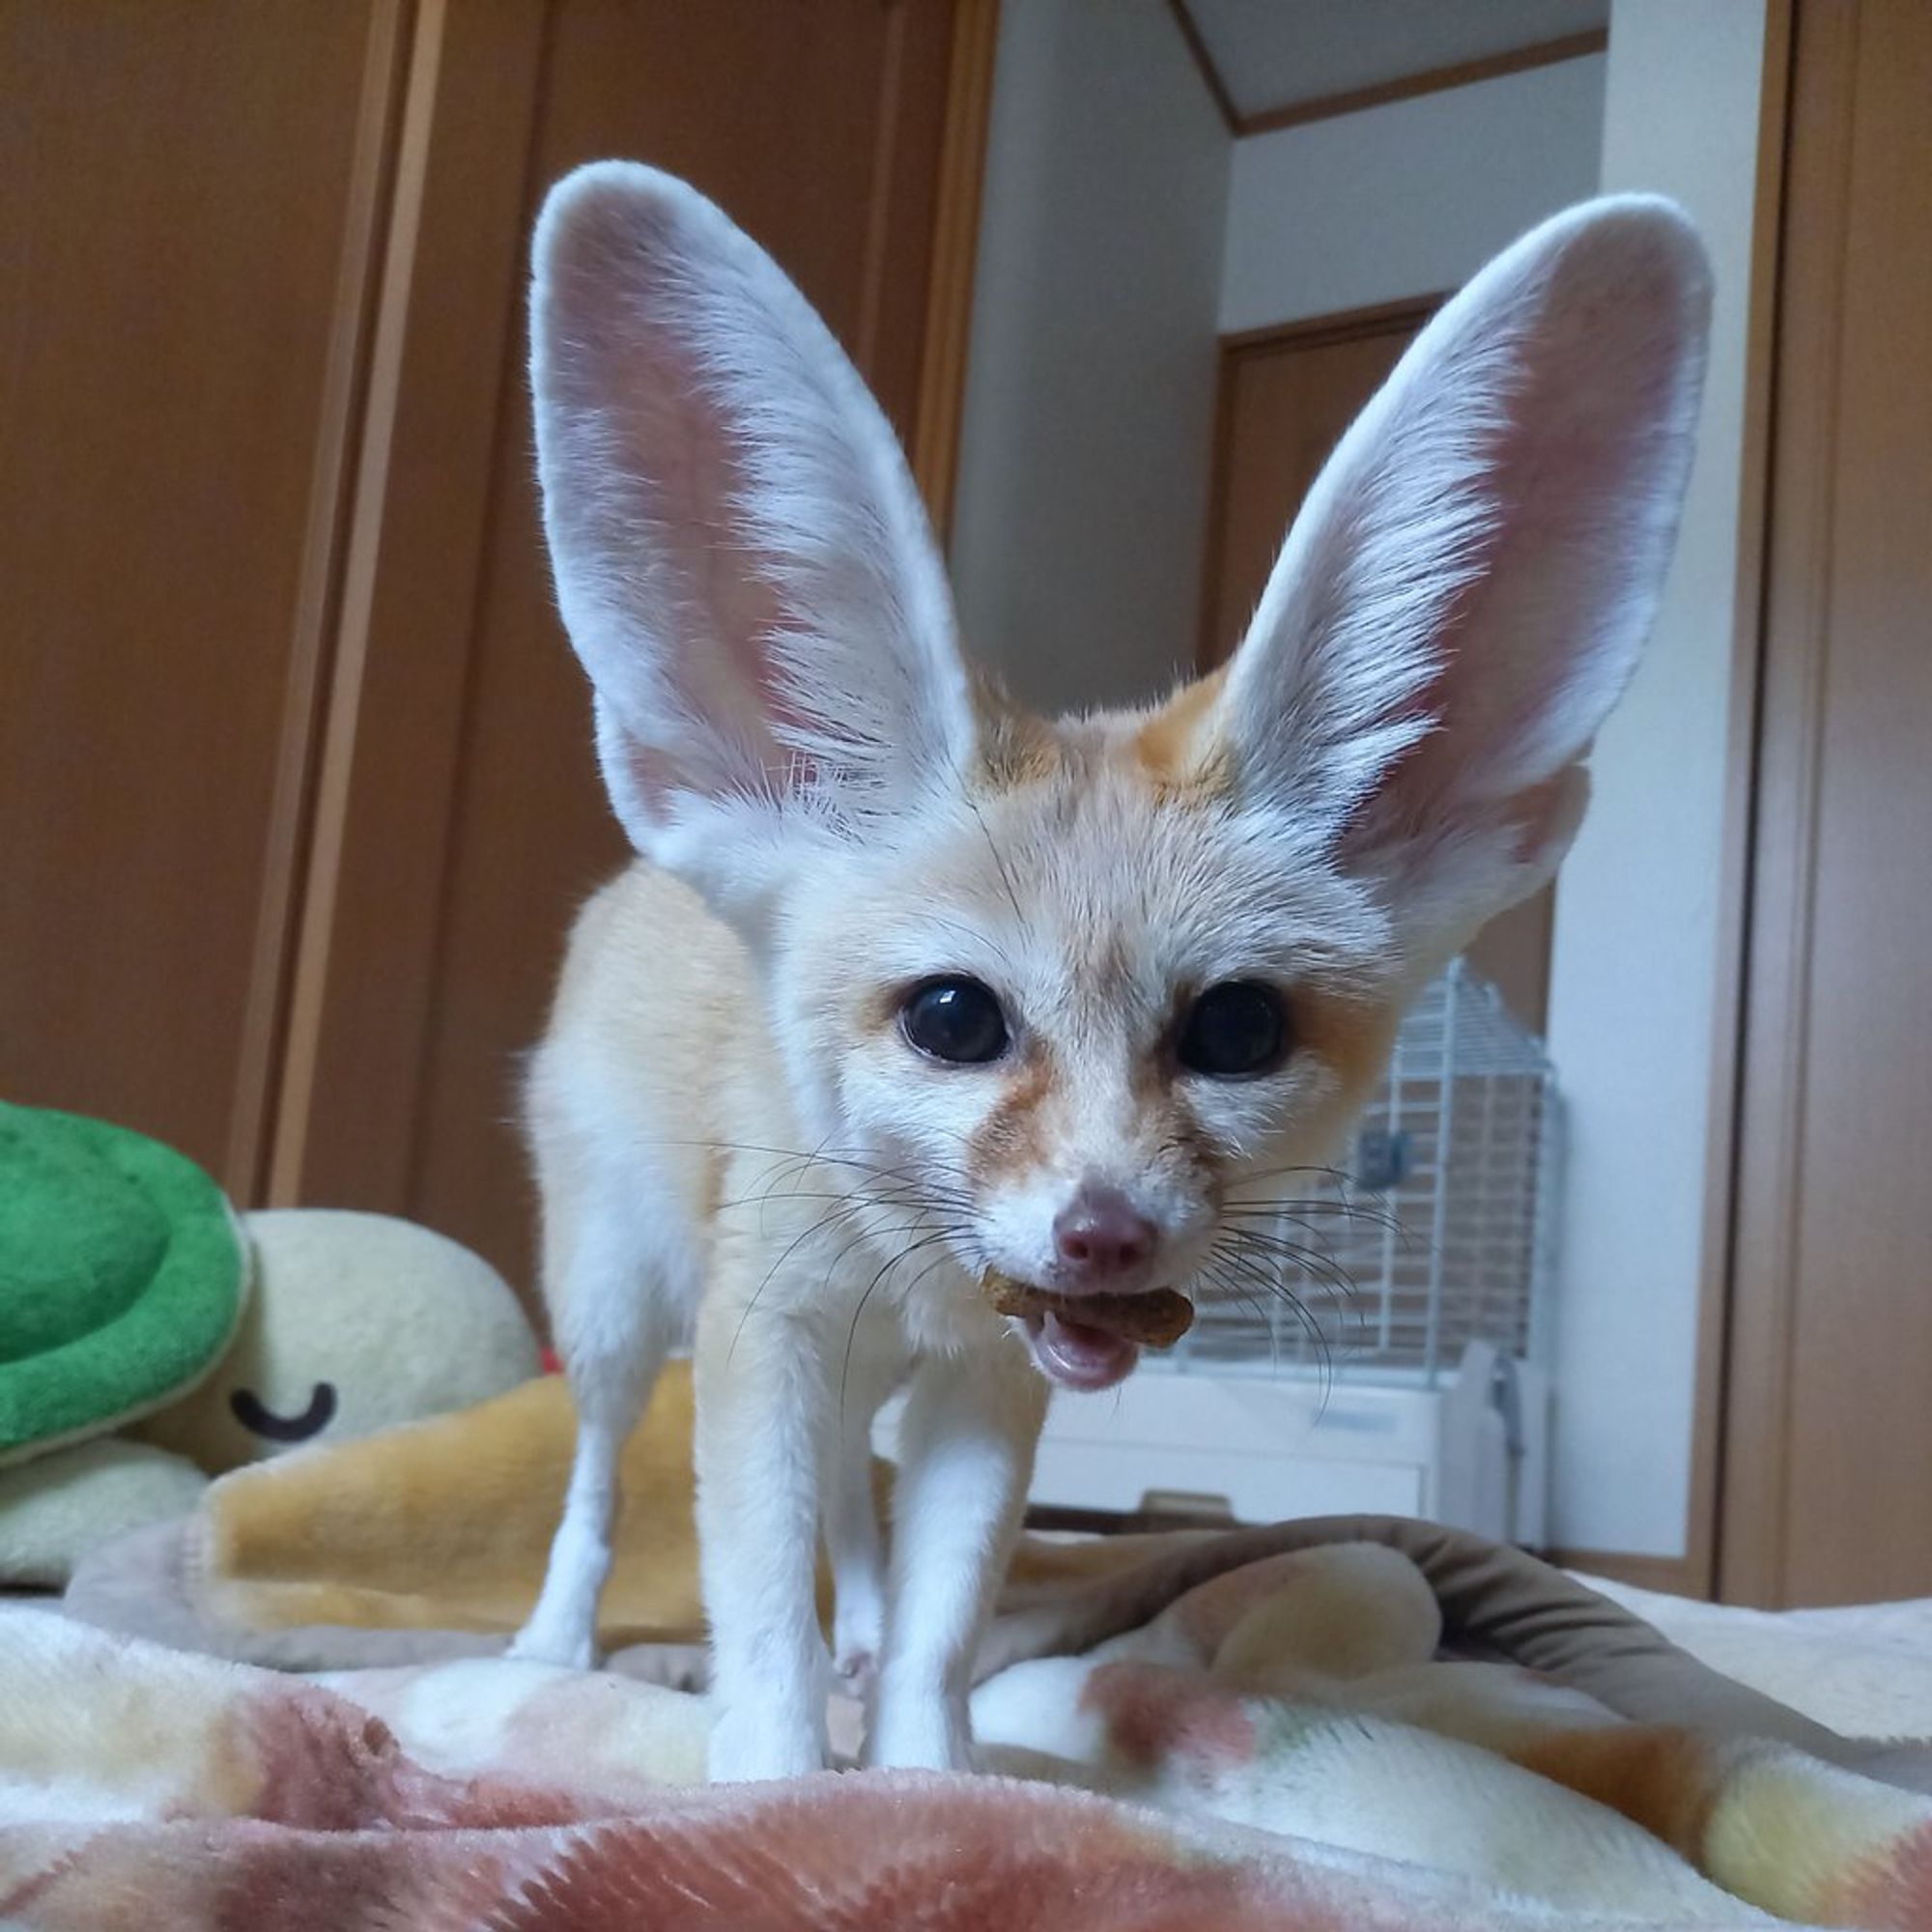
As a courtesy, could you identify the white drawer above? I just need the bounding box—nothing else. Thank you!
[874,1369,1447,1525]
[1031,1435,1426,1521]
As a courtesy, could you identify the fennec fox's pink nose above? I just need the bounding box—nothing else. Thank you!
[1053,1186,1157,1286]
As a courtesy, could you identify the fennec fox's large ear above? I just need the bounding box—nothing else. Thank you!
[529,161,975,904]
[1216,195,1713,958]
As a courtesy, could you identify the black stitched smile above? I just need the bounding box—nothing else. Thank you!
[229,1381,338,1444]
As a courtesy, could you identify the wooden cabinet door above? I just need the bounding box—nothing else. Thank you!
[272,1,989,1295]
[1199,305,1429,673]
[1722,0,1932,1606]
[1198,300,1553,1031]
[0,2,409,1190]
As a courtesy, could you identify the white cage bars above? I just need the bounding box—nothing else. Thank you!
[1159,961,1561,1387]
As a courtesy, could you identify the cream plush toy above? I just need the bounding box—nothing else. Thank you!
[0,1103,539,1585]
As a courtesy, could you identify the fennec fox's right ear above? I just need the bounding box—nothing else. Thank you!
[529,161,977,914]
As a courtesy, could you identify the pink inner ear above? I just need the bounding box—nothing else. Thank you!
[556,208,834,809]
[622,313,801,751]
[539,165,979,848]
[1363,260,1691,830]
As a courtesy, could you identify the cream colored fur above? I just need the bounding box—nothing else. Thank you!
[510,162,1712,1781]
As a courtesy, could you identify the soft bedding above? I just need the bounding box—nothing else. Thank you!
[1584,1576,1932,1745]
[14,1516,1932,1928]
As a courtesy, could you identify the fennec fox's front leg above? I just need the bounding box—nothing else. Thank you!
[820,1348,898,1690]
[697,1283,1042,1779]
[693,1264,834,1781]
[510,1098,695,1672]
[869,1342,1047,1771]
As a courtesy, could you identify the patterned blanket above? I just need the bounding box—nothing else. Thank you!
[9,1537,1932,1928]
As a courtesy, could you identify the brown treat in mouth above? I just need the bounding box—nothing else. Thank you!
[981,1273,1195,1349]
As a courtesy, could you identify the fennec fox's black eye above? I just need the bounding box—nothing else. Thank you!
[1179,980,1290,1079]
[901,978,1009,1065]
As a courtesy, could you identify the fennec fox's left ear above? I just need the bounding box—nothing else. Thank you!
[1214,195,1713,960]
[528,161,976,912]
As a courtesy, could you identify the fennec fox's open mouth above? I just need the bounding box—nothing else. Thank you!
[981,1273,1194,1391]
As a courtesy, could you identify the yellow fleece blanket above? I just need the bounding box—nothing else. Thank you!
[199,1367,708,1641]
[195,1364,1140,1645]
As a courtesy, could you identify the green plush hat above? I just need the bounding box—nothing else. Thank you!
[0,1103,247,1466]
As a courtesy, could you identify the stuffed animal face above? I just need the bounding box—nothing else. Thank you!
[131,1211,540,1473]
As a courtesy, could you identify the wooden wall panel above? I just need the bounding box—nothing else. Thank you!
[1722,0,1932,1606]
[283,1,972,1295]
[0,1,407,1190]
[269,2,549,1218]
[1199,310,1426,672]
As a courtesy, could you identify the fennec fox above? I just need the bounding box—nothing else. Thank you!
[509,162,1710,1782]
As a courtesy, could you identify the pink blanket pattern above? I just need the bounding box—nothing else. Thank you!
[0,1626,1597,1932]
[5,1556,1930,1929]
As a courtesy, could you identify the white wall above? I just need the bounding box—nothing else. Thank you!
[949,0,1229,715]
[1217,30,1774,1561]
[952,8,1767,1564]
[1544,1,1769,1558]
[1221,56,1605,332]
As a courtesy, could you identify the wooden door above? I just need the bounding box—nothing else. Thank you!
[270,1,992,1293]
[1198,300,1554,1032]
[1720,0,1932,1606]
[0,2,409,1191]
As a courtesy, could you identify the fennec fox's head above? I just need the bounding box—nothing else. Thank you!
[530,164,1709,1391]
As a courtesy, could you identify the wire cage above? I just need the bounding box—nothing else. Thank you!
[1159,960,1561,1388]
